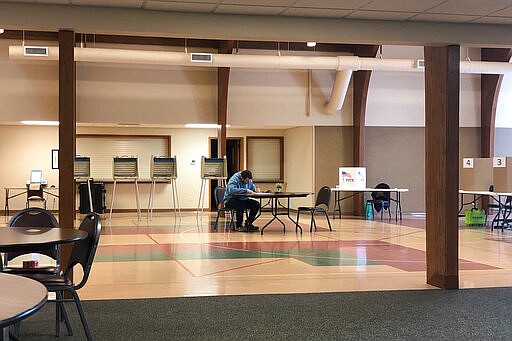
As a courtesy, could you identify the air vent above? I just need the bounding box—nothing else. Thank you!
[416,59,425,69]
[24,46,49,57]
[190,53,213,63]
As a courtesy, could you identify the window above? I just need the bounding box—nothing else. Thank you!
[246,136,283,182]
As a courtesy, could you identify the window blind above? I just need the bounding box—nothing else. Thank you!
[247,137,282,181]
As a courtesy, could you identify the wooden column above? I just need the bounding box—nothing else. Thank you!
[352,45,379,216]
[217,41,234,158]
[58,30,76,270]
[481,48,512,158]
[424,45,460,289]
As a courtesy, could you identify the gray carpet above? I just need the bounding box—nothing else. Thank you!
[16,287,512,340]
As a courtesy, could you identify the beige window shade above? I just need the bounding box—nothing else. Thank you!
[247,137,283,182]
[77,136,169,180]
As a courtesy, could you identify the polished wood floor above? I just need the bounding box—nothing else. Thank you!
[6,210,512,300]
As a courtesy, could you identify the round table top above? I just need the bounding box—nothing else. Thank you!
[0,273,47,328]
[0,227,87,252]
[243,191,312,198]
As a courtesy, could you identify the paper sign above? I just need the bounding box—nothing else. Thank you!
[463,158,474,169]
[339,167,366,190]
[494,157,506,168]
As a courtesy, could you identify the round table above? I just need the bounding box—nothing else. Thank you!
[0,272,47,340]
[0,227,87,252]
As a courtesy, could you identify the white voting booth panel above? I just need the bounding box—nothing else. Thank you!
[339,167,366,190]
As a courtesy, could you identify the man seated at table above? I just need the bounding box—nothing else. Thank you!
[224,170,261,232]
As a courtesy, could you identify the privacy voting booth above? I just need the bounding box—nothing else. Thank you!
[109,156,140,220]
[460,157,493,191]
[148,156,179,219]
[493,157,512,193]
[338,167,366,190]
[74,156,93,213]
[198,156,228,213]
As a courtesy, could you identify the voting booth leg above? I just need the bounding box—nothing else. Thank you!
[135,180,141,221]
[87,178,94,214]
[109,180,117,220]
[171,179,180,217]
[147,180,155,220]
[197,179,207,216]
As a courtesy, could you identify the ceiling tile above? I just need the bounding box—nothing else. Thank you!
[361,0,445,12]
[473,16,512,24]
[291,0,369,10]
[220,0,295,5]
[347,10,416,21]
[215,4,286,15]
[71,0,143,8]
[427,0,512,16]
[281,7,352,18]
[145,1,216,12]
[37,0,70,4]
[489,6,512,16]
[410,13,479,23]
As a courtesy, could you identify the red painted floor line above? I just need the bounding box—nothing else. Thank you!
[198,258,288,277]
[145,233,197,278]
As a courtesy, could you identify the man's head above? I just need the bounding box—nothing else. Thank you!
[240,170,252,184]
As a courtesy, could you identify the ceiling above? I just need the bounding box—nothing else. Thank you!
[3,0,512,25]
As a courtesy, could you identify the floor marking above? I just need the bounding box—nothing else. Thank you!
[145,233,197,277]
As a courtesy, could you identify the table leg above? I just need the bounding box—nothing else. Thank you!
[285,197,302,234]
[260,198,286,235]
[2,327,7,341]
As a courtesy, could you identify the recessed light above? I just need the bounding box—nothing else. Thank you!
[21,120,59,126]
[0,29,4,34]
[307,42,316,47]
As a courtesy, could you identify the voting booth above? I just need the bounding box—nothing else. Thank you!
[198,156,228,213]
[493,157,512,192]
[460,158,493,191]
[148,156,179,219]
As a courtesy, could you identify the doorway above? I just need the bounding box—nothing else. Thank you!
[209,138,242,210]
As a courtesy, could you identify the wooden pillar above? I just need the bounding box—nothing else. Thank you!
[480,48,512,158]
[58,30,76,270]
[352,45,379,216]
[217,41,234,158]
[424,45,460,289]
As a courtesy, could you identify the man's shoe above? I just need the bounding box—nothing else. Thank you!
[248,224,259,232]
[235,225,247,232]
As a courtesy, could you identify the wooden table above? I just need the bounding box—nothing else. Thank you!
[0,273,47,341]
[245,192,311,234]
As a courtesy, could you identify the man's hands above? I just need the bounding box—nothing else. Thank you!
[246,188,261,194]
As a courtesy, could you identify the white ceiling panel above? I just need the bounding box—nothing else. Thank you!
[347,10,416,21]
[145,1,216,12]
[473,16,512,24]
[220,0,294,6]
[215,4,286,15]
[292,0,369,10]
[411,13,480,23]
[361,0,445,12]
[281,7,352,18]
[427,0,512,16]
[72,0,143,8]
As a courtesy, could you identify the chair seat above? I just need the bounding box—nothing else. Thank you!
[3,265,59,275]
[297,206,315,211]
[21,273,73,288]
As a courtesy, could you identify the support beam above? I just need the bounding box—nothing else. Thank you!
[424,45,460,289]
[352,45,379,216]
[58,30,76,271]
[481,48,512,158]
[217,40,234,158]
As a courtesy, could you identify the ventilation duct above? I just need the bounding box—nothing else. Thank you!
[9,46,512,114]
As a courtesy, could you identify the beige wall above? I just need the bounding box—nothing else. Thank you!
[315,126,353,213]
[284,126,314,209]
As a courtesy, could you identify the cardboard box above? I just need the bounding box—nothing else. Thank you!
[460,158,493,191]
[493,157,512,193]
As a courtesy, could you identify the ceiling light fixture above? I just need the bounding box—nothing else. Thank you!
[0,29,4,34]
[307,42,316,47]
[185,123,230,129]
[21,120,59,126]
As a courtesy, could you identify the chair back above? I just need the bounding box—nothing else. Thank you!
[214,186,226,210]
[27,185,44,199]
[64,212,102,290]
[5,207,60,264]
[371,183,391,201]
[315,186,331,209]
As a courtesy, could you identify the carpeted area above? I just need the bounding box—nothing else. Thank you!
[17,287,512,340]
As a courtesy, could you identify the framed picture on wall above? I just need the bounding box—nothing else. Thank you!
[52,149,59,169]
